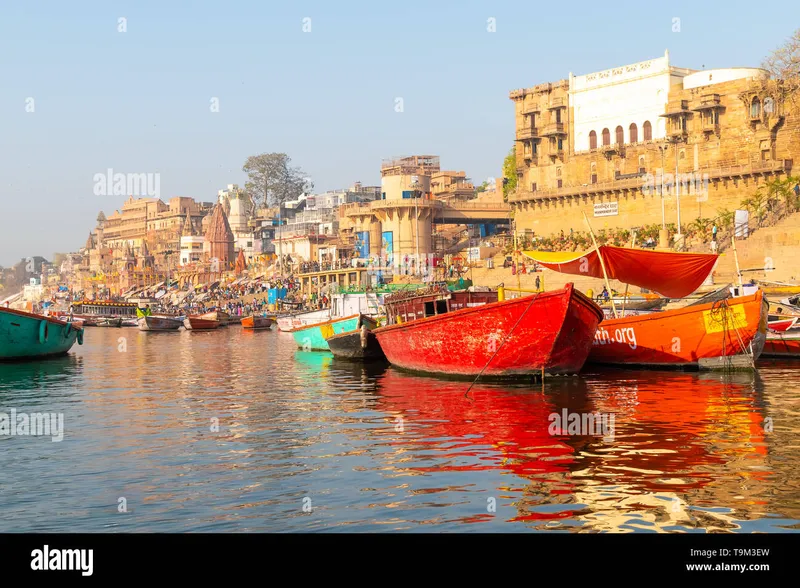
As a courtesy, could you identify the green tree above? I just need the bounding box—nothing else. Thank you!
[242,153,313,210]
[741,191,769,226]
[476,180,489,193]
[688,218,713,242]
[502,147,518,201]
[758,175,800,214]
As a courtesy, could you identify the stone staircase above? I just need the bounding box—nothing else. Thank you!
[705,210,800,284]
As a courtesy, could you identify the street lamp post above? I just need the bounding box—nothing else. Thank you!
[675,137,682,237]
[658,145,667,230]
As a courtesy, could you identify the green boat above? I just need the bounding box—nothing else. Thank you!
[0,308,84,360]
[291,314,362,351]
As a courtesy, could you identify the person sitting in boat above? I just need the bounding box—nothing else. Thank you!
[601,286,609,301]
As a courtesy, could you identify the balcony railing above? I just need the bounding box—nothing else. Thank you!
[508,159,793,203]
[515,126,539,140]
[663,100,690,116]
[700,119,720,134]
[541,122,566,136]
[692,93,721,110]
[668,127,688,139]
[548,97,567,109]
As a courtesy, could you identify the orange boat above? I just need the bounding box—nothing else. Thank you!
[761,331,800,358]
[588,291,767,368]
[241,315,273,330]
[525,245,767,369]
[184,316,221,330]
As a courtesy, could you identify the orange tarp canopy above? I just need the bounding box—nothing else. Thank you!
[523,246,718,298]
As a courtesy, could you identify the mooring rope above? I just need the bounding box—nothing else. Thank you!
[709,298,754,369]
[464,291,541,399]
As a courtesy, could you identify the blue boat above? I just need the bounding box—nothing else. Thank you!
[0,307,84,360]
[291,314,361,351]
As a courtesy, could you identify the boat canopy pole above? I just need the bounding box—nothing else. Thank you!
[731,236,743,288]
[621,230,636,316]
[582,212,619,318]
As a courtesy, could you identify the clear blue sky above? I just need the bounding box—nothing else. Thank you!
[1,0,797,266]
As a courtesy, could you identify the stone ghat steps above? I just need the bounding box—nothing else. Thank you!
[706,211,800,283]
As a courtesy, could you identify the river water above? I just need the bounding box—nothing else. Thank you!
[0,327,797,532]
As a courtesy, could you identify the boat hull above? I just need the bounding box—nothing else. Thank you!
[0,308,83,360]
[95,317,123,328]
[326,328,385,360]
[767,317,797,332]
[761,332,800,358]
[242,315,273,330]
[291,315,361,351]
[587,290,767,369]
[138,316,183,331]
[374,284,603,377]
[277,309,331,332]
[199,311,230,326]
[184,317,220,330]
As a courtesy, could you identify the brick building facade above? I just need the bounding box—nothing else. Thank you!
[509,51,798,237]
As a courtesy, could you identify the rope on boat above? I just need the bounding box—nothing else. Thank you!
[708,299,754,370]
[464,291,541,399]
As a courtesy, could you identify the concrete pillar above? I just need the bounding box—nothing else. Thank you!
[369,219,382,258]
[658,229,668,249]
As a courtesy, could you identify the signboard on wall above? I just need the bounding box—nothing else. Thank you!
[594,202,618,217]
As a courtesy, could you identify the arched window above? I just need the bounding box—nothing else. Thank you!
[590,163,597,184]
[638,156,645,174]
[751,97,761,118]
[589,130,597,150]
[629,123,638,143]
[643,120,652,141]
[615,126,624,145]
[556,167,563,189]
[602,128,610,146]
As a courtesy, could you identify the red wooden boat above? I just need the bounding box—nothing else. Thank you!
[199,310,230,326]
[373,283,603,378]
[524,246,767,369]
[184,316,221,330]
[241,315,273,330]
[767,317,797,332]
[761,331,800,358]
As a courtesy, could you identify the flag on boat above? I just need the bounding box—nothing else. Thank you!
[523,246,718,299]
[135,307,152,318]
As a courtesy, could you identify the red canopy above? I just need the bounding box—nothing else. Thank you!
[523,246,718,298]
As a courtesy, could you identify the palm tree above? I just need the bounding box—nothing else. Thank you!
[689,217,713,243]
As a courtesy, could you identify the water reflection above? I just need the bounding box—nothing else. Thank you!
[0,328,796,532]
[370,367,790,531]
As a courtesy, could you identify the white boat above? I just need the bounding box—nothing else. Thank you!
[277,309,330,332]
[276,292,384,332]
[138,315,184,331]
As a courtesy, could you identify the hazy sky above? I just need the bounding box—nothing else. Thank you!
[1,0,797,267]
